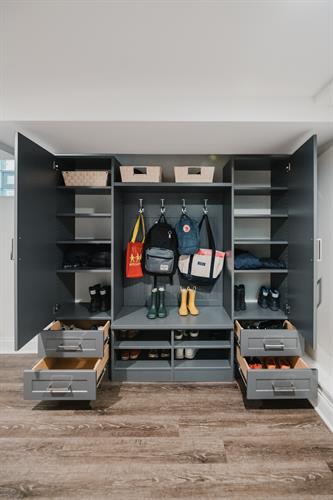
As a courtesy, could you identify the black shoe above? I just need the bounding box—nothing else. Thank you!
[268,288,280,311]
[239,284,246,310]
[258,286,269,309]
[100,285,111,312]
[89,284,101,313]
[234,285,241,311]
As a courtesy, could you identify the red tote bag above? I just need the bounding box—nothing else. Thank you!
[125,214,145,278]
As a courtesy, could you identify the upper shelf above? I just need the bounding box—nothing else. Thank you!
[234,213,288,219]
[57,186,111,194]
[234,303,287,320]
[57,212,111,218]
[234,239,288,245]
[113,182,232,193]
[234,185,288,195]
[56,239,111,245]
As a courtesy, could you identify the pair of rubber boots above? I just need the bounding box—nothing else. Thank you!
[179,287,199,316]
[147,287,167,319]
[89,284,110,313]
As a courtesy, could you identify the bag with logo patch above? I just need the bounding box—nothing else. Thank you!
[126,213,145,278]
[144,214,178,277]
[178,213,225,286]
[175,214,200,255]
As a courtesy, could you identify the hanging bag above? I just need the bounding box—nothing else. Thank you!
[178,213,225,286]
[144,214,178,277]
[125,214,145,278]
[175,213,200,255]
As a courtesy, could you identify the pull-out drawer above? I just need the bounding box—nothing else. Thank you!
[235,320,303,357]
[24,343,109,401]
[236,346,317,401]
[38,320,110,358]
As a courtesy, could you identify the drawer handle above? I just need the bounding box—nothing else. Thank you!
[263,341,285,351]
[47,381,72,394]
[272,382,295,394]
[56,344,82,352]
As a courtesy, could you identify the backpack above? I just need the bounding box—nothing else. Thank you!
[144,214,178,278]
[175,213,200,255]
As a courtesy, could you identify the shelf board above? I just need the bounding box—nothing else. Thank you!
[114,360,171,370]
[234,213,288,219]
[174,340,231,349]
[57,268,111,273]
[112,306,233,330]
[57,186,111,194]
[114,340,171,349]
[113,182,232,193]
[55,302,111,321]
[234,269,288,273]
[57,213,111,218]
[234,303,287,320]
[56,239,111,245]
[234,239,288,245]
[174,359,231,370]
[234,185,288,195]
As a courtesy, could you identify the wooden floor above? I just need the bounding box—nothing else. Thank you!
[0,355,333,499]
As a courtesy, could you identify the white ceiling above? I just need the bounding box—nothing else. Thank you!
[0,0,332,153]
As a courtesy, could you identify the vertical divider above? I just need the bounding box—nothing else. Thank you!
[171,330,175,381]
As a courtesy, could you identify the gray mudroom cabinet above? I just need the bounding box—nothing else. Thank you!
[15,133,318,402]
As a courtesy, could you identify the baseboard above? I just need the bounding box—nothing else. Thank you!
[315,386,333,433]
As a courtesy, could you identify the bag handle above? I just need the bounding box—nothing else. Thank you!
[131,214,145,243]
[188,213,216,279]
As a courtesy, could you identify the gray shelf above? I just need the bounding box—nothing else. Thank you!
[174,359,231,370]
[57,268,111,273]
[57,186,111,194]
[114,360,171,370]
[113,182,232,193]
[234,185,288,195]
[234,239,288,245]
[112,306,233,330]
[174,340,231,349]
[56,239,111,245]
[114,340,171,349]
[55,302,111,321]
[234,213,288,219]
[234,269,288,274]
[234,303,287,320]
[57,213,111,218]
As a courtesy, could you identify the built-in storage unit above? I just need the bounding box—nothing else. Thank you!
[15,133,318,402]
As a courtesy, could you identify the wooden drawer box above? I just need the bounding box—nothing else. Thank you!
[24,344,109,401]
[38,320,110,358]
[236,346,317,401]
[234,320,303,357]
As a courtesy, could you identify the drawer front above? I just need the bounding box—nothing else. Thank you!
[38,330,105,358]
[112,369,172,382]
[238,329,304,357]
[174,369,233,382]
[24,369,97,401]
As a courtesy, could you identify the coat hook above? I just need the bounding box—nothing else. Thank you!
[203,199,208,214]
[138,198,144,214]
[182,199,186,214]
[160,198,166,214]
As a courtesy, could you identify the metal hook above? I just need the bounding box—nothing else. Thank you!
[138,198,144,214]
[160,198,166,214]
[203,199,208,214]
[182,199,186,214]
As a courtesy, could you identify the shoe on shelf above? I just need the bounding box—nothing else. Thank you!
[265,357,277,369]
[258,286,269,309]
[179,288,188,316]
[127,330,138,339]
[148,350,159,359]
[248,357,263,369]
[175,348,185,360]
[100,285,111,312]
[157,287,167,318]
[189,330,199,339]
[119,330,127,340]
[268,288,280,311]
[234,285,241,311]
[278,358,291,369]
[187,287,199,316]
[129,350,140,360]
[185,348,198,360]
[89,284,101,313]
[121,351,130,361]
[239,284,246,311]
[175,330,184,340]
[160,350,170,359]
[147,287,158,319]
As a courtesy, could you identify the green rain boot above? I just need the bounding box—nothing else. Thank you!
[157,287,167,318]
[147,287,158,319]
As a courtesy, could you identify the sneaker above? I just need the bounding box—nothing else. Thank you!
[160,350,170,359]
[185,348,198,360]
[175,348,185,360]
[189,330,199,338]
[268,289,280,311]
[121,351,130,361]
[258,286,269,309]
[175,330,184,341]
[265,357,277,369]
[148,350,159,359]
[129,350,140,360]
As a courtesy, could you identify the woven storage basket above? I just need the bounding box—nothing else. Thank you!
[174,166,215,183]
[120,166,161,183]
[62,170,109,187]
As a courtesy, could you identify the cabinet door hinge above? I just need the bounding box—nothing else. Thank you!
[53,303,60,315]
[52,161,59,171]
[284,303,291,315]
[286,162,291,173]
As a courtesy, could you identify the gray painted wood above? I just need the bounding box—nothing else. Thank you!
[288,136,317,348]
[235,325,304,357]
[38,330,105,358]
[15,133,57,350]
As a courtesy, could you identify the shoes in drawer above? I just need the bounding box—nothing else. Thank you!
[236,346,317,401]
[24,343,109,401]
[234,320,304,357]
[38,320,110,358]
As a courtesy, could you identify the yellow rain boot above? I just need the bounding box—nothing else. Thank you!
[187,286,199,316]
[178,287,189,316]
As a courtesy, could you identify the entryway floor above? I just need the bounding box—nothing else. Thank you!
[0,354,333,499]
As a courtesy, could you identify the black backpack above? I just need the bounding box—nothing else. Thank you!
[144,214,178,279]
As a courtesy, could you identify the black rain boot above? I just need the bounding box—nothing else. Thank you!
[239,284,246,310]
[157,287,167,318]
[100,285,111,312]
[268,288,280,311]
[258,286,269,309]
[147,288,158,319]
[234,285,241,311]
[89,284,101,313]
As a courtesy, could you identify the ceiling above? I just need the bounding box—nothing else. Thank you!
[0,0,332,154]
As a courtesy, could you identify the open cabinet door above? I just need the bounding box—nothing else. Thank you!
[288,135,317,348]
[15,133,57,350]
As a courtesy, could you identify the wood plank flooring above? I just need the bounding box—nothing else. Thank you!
[0,354,333,499]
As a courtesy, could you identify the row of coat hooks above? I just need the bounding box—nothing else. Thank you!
[138,198,209,215]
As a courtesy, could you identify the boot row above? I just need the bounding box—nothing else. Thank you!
[89,284,111,313]
[146,286,200,319]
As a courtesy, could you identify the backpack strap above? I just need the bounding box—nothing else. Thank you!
[188,214,216,279]
[131,214,145,243]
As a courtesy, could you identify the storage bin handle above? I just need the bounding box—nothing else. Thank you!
[263,341,285,351]
[56,343,82,352]
[272,381,295,394]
